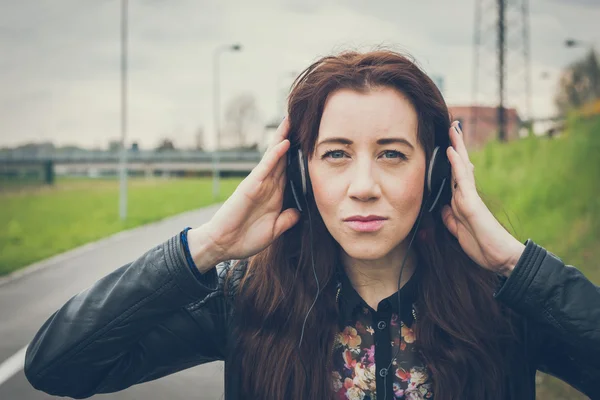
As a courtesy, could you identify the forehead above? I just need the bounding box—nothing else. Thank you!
[317,87,418,145]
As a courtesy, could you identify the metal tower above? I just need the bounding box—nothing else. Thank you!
[472,0,531,141]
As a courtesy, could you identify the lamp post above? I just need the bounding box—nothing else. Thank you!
[212,43,242,201]
[118,0,128,220]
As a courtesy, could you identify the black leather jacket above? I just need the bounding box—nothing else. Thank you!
[24,234,600,399]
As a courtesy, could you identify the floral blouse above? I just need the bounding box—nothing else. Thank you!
[332,267,434,400]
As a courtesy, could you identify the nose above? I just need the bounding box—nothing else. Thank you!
[347,159,381,201]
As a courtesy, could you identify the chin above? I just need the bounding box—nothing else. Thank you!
[340,242,389,261]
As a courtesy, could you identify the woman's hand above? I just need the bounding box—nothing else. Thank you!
[196,117,301,262]
[441,121,526,277]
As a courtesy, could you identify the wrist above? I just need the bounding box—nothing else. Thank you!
[186,224,226,274]
[499,239,526,278]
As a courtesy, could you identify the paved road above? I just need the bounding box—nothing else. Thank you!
[0,204,227,400]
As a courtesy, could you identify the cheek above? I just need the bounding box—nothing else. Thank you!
[391,166,426,207]
[309,166,339,211]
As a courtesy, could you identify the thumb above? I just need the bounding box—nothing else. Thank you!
[274,208,301,238]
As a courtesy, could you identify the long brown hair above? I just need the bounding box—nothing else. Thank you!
[226,49,522,400]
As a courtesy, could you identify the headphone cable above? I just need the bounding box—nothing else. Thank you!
[383,202,426,400]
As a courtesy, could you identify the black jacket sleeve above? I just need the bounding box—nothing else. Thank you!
[24,234,233,399]
[494,239,600,399]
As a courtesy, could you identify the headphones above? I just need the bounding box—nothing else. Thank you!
[284,131,453,216]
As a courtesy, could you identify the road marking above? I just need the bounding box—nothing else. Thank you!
[0,345,27,387]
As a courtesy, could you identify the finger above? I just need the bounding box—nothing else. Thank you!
[266,116,291,152]
[274,148,288,182]
[450,121,473,171]
[441,205,458,238]
[252,139,290,183]
[273,139,293,181]
[447,146,471,188]
[274,207,301,237]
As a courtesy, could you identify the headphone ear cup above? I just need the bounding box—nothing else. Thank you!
[285,146,306,212]
[426,146,452,213]
[301,149,312,198]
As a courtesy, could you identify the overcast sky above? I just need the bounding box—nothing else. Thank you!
[1,0,599,150]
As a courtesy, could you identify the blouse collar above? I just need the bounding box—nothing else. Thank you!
[335,262,421,329]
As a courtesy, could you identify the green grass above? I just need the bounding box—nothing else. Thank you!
[0,177,242,276]
[471,115,600,399]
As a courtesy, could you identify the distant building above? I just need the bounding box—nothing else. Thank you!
[448,105,521,150]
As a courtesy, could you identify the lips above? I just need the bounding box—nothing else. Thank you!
[343,215,387,232]
[344,215,387,222]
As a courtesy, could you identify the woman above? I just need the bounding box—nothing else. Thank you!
[24,50,599,400]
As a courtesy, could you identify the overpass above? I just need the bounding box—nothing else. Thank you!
[0,150,264,182]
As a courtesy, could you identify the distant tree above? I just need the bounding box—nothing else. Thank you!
[156,138,175,152]
[131,142,139,152]
[223,93,260,148]
[555,49,600,114]
[12,142,55,156]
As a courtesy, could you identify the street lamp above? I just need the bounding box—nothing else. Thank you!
[212,43,242,201]
[565,38,597,52]
[565,39,579,48]
[119,0,128,220]
[565,38,589,48]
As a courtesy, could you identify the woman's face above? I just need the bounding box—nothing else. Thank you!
[308,86,426,261]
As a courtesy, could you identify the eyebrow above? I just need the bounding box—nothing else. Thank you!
[316,137,415,150]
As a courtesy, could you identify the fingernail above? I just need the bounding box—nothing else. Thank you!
[458,121,463,133]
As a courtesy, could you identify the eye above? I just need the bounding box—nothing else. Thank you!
[321,150,408,160]
[382,150,407,160]
[321,149,346,159]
